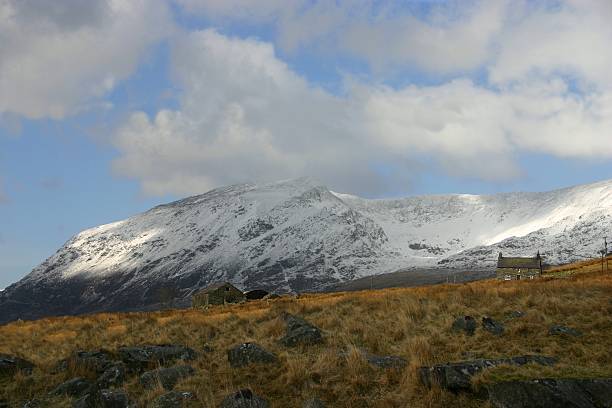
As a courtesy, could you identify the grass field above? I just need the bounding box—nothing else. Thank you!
[1,264,611,407]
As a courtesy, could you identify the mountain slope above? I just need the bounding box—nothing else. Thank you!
[1,177,611,323]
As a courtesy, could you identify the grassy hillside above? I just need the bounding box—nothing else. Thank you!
[1,268,611,407]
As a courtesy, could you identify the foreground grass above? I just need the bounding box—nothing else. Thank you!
[1,270,611,407]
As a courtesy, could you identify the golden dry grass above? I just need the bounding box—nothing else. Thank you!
[1,268,611,407]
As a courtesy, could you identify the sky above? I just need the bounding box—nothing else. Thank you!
[1,0,612,288]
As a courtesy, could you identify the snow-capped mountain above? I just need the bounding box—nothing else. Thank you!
[1,177,611,323]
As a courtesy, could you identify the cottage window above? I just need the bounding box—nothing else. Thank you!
[225,287,230,291]
[504,275,511,281]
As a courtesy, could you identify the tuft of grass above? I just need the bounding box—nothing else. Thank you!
[0,267,610,407]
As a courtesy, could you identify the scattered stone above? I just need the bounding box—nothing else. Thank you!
[549,325,582,337]
[55,350,115,374]
[140,365,195,390]
[506,311,525,319]
[0,354,35,377]
[96,363,126,389]
[220,389,269,408]
[419,355,557,392]
[451,316,477,336]
[49,377,93,398]
[22,400,42,408]
[487,378,612,408]
[279,313,323,347]
[152,391,195,408]
[365,354,408,370]
[73,389,132,408]
[482,317,505,336]
[302,398,326,408]
[118,345,198,371]
[227,343,278,368]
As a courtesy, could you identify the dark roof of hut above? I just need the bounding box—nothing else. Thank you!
[197,282,240,294]
[497,257,541,269]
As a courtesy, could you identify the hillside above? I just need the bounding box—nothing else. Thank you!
[1,269,611,407]
[2,177,612,324]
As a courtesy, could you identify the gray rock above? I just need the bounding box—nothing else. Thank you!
[96,363,126,389]
[482,317,505,335]
[0,354,35,377]
[55,350,115,374]
[451,316,477,336]
[549,325,582,337]
[118,345,198,371]
[73,389,132,408]
[22,400,42,408]
[227,343,278,368]
[506,311,525,319]
[0,399,8,408]
[302,398,326,408]
[419,355,557,392]
[365,354,408,370]
[487,378,612,408]
[279,314,323,347]
[152,391,195,408]
[220,389,269,408]
[140,365,195,390]
[49,377,93,398]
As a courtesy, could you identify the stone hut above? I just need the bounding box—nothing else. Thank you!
[496,252,543,280]
[192,282,244,307]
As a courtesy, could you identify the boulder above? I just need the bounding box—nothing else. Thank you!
[365,354,408,370]
[118,345,198,371]
[140,365,195,390]
[0,354,35,377]
[49,377,93,398]
[482,317,505,336]
[451,316,477,336]
[419,355,557,392]
[152,391,195,408]
[505,311,525,319]
[487,378,612,408]
[73,389,132,408]
[227,343,278,368]
[22,400,42,408]
[279,314,323,347]
[549,325,582,337]
[96,363,126,389]
[55,350,115,374]
[302,398,326,408]
[220,389,269,408]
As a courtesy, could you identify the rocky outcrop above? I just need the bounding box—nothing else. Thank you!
[0,354,34,377]
[49,377,93,398]
[279,314,323,347]
[419,355,557,391]
[482,317,505,336]
[227,343,278,368]
[140,365,195,390]
[152,391,195,408]
[55,350,115,374]
[487,378,612,408]
[220,389,269,408]
[73,389,132,408]
[549,325,582,337]
[118,345,197,371]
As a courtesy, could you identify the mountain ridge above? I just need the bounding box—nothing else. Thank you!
[1,177,611,324]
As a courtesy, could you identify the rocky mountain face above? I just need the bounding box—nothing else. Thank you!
[1,177,611,323]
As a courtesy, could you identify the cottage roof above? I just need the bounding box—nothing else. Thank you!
[198,282,239,293]
[497,257,541,269]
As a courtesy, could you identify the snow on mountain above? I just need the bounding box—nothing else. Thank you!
[1,177,611,323]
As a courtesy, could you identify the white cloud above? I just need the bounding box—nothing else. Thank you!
[112,29,612,196]
[0,0,173,119]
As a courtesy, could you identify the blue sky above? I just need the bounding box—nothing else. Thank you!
[1,0,612,288]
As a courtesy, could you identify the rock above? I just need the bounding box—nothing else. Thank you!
[302,398,326,408]
[0,399,8,408]
[279,313,323,347]
[451,316,477,336]
[22,400,42,408]
[49,377,93,398]
[419,355,557,392]
[140,365,195,390]
[482,317,505,336]
[263,293,280,300]
[549,325,582,337]
[0,354,35,377]
[202,344,214,353]
[55,350,115,374]
[73,389,132,408]
[506,311,525,319]
[96,363,126,389]
[118,345,197,371]
[227,343,278,368]
[487,378,612,408]
[220,389,269,408]
[152,391,195,408]
[365,354,408,370]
